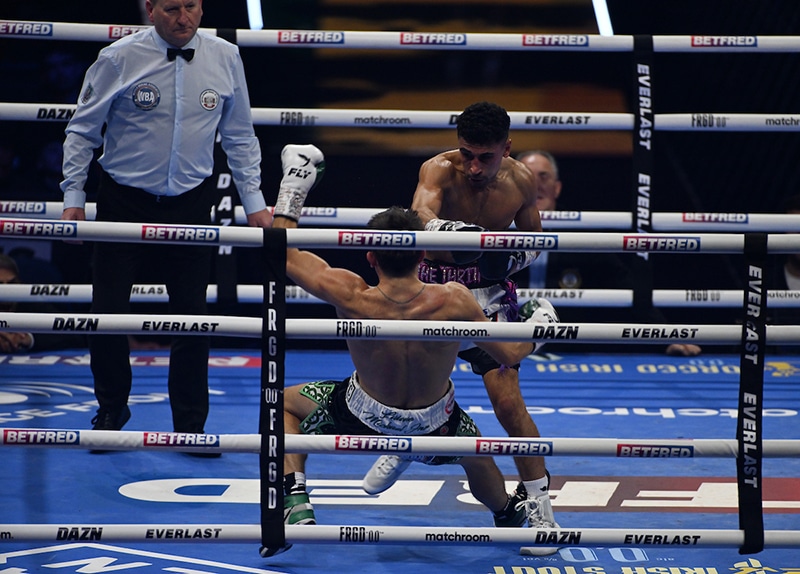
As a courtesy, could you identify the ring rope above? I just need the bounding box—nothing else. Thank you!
[4,284,800,309]
[0,284,326,305]
[0,523,798,548]
[3,21,799,53]
[2,312,800,345]
[5,217,800,253]
[5,201,800,232]
[3,202,638,229]
[4,102,800,133]
[3,430,800,458]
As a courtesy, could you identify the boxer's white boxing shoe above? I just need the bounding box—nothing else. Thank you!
[362,455,412,494]
[515,482,560,556]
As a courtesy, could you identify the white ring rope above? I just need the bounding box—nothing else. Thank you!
[0,284,627,307]
[5,217,800,253]
[0,284,326,304]
[3,430,800,458]
[5,102,800,133]
[4,284,800,309]
[5,201,800,232]
[0,523,798,548]
[653,289,800,308]
[0,202,634,229]
[3,21,800,53]
[2,312,800,345]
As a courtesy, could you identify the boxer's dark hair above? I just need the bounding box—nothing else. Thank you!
[367,206,423,277]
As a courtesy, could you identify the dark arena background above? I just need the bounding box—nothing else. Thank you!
[1,1,800,573]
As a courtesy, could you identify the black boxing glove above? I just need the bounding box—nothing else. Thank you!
[424,218,485,264]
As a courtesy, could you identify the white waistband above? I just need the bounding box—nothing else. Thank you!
[345,372,455,435]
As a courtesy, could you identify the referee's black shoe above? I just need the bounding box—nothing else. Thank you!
[176,426,222,458]
[91,405,131,431]
[89,405,131,454]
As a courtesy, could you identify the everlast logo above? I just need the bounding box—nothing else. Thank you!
[525,115,590,125]
[636,64,653,151]
[145,527,222,539]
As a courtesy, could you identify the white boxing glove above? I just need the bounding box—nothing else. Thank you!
[520,297,559,353]
[274,144,326,221]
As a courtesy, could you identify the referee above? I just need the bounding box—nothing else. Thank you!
[60,0,272,439]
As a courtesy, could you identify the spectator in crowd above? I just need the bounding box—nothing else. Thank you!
[517,150,701,356]
[0,253,87,353]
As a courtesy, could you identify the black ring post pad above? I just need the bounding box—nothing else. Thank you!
[737,232,768,554]
[260,228,287,551]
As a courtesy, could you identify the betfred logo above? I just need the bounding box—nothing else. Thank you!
[141,225,219,242]
[682,213,748,223]
[278,30,344,44]
[0,220,77,237]
[691,36,757,47]
[108,25,148,38]
[400,32,466,45]
[480,233,557,249]
[0,21,53,36]
[301,207,337,217]
[622,236,700,251]
[617,444,694,457]
[523,34,589,47]
[0,201,46,214]
[3,429,80,444]
[335,435,412,452]
[540,211,580,221]
[338,231,415,247]
[144,432,221,447]
[476,439,552,455]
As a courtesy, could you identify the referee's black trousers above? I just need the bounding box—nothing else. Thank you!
[90,172,216,433]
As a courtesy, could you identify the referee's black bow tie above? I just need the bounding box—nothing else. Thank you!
[167,48,195,61]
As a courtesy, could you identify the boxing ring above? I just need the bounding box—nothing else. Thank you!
[2,17,800,574]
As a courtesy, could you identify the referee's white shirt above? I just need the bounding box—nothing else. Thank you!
[61,27,266,215]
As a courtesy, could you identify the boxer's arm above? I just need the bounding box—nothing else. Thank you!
[411,157,447,224]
